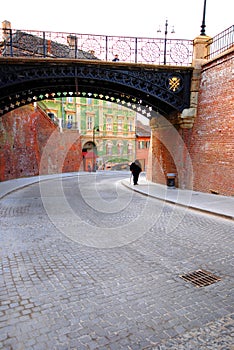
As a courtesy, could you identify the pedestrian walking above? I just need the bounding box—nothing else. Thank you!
[130,160,142,185]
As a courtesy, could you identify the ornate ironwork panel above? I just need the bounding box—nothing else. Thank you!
[0,59,193,117]
[0,27,193,66]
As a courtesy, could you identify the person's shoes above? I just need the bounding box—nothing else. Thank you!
[134,183,138,185]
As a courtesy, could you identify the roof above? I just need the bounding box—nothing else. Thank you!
[136,120,151,137]
[1,30,98,60]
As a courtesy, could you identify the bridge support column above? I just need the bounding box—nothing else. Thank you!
[147,116,178,186]
[147,117,164,184]
[147,113,194,190]
[178,35,212,130]
[178,107,196,129]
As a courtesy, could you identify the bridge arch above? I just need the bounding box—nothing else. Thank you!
[0,58,193,119]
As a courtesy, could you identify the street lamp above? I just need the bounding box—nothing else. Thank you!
[157,19,175,65]
[200,0,207,36]
[92,125,99,172]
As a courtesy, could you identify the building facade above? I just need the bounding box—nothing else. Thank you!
[38,97,138,171]
[135,120,151,171]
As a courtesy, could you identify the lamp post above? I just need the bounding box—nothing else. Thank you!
[157,19,175,65]
[200,0,207,36]
[92,125,99,172]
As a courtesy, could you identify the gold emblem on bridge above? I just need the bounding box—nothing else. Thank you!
[168,76,181,92]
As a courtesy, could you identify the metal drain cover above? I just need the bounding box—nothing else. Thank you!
[180,269,221,287]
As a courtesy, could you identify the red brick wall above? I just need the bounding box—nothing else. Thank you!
[182,50,234,196]
[148,49,233,196]
[149,124,181,187]
[0,105,83,182]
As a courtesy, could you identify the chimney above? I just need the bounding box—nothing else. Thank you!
[2,20,12,41]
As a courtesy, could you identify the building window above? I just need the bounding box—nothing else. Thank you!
[87,116,93,130]
[138,141,144,149]
[106,117,113,131]
[138,140,150,149]
[67,97,73,103]
[117,142,123,155]
[87,98,92,105]
[117,119,123,131]
[106,142,112,155]
[129,120,133,132]
[67,114,73,129]
[127,143,133,155]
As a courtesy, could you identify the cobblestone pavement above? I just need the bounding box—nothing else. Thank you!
[0,173,233,350]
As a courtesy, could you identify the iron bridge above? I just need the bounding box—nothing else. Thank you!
[0,57,193,118]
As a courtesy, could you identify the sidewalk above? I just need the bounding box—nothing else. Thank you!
[121,174,234,220]
[0,171,233,349]
[0,172,233,220]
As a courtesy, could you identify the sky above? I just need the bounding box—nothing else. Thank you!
[1,0,233,40]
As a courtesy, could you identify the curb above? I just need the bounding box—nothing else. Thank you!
[121,180,234,221]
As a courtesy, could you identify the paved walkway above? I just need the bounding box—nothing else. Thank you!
[0,172,233,350]
[122,173,234,221]
[0,173,77,200]
[1,171,233,220]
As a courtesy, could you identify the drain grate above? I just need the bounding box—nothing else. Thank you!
[180,269,221,287]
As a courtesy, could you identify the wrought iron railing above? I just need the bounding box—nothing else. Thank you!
[0,27,194,66]
[206,25,234,59]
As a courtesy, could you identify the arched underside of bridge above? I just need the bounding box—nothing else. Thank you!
[0,58,193,119]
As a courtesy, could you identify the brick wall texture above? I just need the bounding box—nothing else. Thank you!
[0,105,82,181]
[183,50,234,196]
[148,49,233,196]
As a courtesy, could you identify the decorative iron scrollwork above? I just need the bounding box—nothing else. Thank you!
[0,60,192,117]
[170,43,190,65]
[141,41,161,63]
[0,27,193,65]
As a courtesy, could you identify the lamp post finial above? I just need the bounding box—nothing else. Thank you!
[200,0,207,36]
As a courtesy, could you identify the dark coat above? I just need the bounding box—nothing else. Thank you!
[130,162,142,174]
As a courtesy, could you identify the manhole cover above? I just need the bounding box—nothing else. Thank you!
[180,269,221,287]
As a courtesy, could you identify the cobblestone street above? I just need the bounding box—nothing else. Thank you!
[0,173,233,350]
